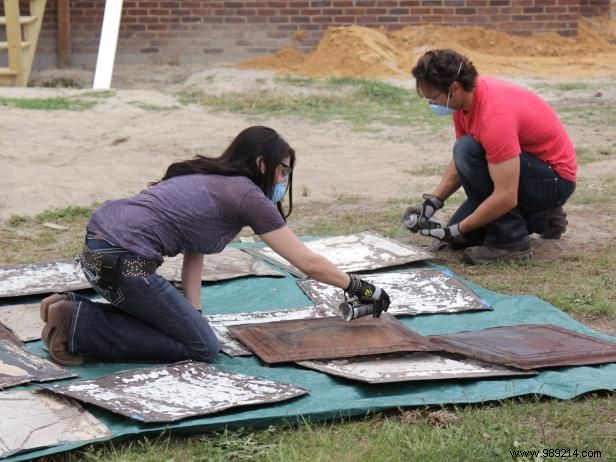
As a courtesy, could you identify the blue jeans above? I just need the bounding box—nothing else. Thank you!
[449,136,576,249]
[67,235,219,362]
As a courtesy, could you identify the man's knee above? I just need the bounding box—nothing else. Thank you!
[453,136,485,171]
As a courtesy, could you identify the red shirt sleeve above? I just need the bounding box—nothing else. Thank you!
[478,113,522,163]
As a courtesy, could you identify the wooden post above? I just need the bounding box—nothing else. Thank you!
[56,0,70,68]
[4,0,23,82]
[610,0,615,21]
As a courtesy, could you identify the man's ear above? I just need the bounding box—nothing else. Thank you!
[256,155,265,174]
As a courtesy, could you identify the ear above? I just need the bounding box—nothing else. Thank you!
[256,155,265,174]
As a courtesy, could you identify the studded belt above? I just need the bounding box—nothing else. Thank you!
[79,245,158,279]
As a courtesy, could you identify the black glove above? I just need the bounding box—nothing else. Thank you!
[402,194,444,232]
[345,274,391,318]
[419,223,462,243]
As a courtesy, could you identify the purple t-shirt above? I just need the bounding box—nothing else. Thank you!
[87,174,286,263]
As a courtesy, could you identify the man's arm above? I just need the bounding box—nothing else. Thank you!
[432,159,462,201]
[458,156,519,233]
[182,251,204,310]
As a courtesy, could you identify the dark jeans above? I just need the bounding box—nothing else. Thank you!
[67,235,219,362]
[449,136,576,249]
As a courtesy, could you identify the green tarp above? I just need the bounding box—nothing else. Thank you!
[3,252,615,461]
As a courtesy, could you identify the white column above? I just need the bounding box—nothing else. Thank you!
[93,0,124,89]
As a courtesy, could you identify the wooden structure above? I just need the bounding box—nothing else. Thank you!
[0,0,47,86]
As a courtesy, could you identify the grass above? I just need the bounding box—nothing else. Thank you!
[0,96,97,111]
[177,78,448,133]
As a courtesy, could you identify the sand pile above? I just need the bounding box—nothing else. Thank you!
[237,17,616,78]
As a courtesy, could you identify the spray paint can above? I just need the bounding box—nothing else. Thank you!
[404,214,419,230]
[338,299,375,321]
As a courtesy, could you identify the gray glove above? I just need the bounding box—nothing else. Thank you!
[402,194,444,232]
[419,223,462,244]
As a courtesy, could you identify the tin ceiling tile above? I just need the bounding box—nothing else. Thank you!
[0,323,22,347]
[0,390,111,459]
[0,339,77,389]
[297,352,535,383]
[428,324,616,370]
[0,303,43,342]
[228,313,436,364]
[0,260,90,298]
[157,247,283,282]
[43,361,308,423]
[243,231,433,277]
[298,269,490,316]
[207,306,338,356]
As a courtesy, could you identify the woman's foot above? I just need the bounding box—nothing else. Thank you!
[40,298,84,366]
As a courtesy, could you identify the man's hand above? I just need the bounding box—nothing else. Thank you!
[345,275,391,318]
[419,223,462,243]
[402,194,444,232]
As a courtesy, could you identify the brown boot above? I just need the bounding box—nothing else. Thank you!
[40,293,66,345]
[43,299,84,366]
[463,242,533,265]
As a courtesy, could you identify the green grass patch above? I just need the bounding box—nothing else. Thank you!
[127,101,178,111]
[176,78,448,133]
[574,145,616,165]
[557,103,616,127]
[0,96,97,111]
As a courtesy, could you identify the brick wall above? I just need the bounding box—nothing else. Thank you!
[0,0,597,69]
[579,0,610,17]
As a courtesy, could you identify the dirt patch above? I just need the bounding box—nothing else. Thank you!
[238,17,616,79]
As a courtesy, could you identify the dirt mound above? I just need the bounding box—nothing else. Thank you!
[237,17,616,78]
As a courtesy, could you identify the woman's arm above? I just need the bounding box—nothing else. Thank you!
[259,226,351,289]
[181,251,204,310]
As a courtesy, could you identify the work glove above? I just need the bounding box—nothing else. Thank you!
[345,274,391,318]
[402,194,444,232]
[419,223,462,244]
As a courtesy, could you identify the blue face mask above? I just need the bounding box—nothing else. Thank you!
[428,89,455,116]
[270,182,288,203]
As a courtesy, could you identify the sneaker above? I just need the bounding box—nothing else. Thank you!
[40,299,84,366]
[463,242,533,265]
[541,206,567,240]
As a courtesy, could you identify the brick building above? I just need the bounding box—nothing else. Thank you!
[3,0,614,69]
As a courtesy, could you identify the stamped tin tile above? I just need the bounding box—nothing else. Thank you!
[297,352,535,383]
[243,231,433,277]
[0,339,77,389]
[228,313,436,364]
[428,324,616,370]
[43,361,308,423]
[0,303,44,342]
[157,247,282,282]
[0,390,111,459]
[0,260,90,298]
[0,323,22,347]
[298,269,490,316]
[207,306,338,356]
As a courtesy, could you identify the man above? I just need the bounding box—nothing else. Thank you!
[403,49,577,264]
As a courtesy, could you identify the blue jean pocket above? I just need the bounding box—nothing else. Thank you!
[83,265,126,305]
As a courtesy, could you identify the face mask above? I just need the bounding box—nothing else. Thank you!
[270,182,287,203]
[428,89,455,116]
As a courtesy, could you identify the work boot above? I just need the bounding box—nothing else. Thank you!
[40,293,66,345]
[41,299,84,366]
[463,242,533,265]
[541,206,567,240]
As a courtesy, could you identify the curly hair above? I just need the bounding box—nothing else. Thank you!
[411,49,478,97]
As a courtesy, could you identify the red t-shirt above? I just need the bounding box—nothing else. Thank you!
[453,77,577,182]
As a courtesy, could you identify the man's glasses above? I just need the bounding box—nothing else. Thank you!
[280,162,293,180]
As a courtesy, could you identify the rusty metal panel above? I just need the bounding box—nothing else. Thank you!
[0,260,90,298]
[207,306,338,356]
[0,323,22,347]
[298,269,490,316]
[0,339,77,389]
[157,247,283,282]
[228,313,436,364]
[243,231,433,277]
[428,324,616,370]
[297,352,535,383]
[0,390,111,459]
[0,303,43,342]
[44,361,308,423]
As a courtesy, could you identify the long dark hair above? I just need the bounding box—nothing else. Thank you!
[153,126,295,219]
[412,49,478,96]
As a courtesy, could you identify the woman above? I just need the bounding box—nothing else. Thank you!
[40,126,391,366]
